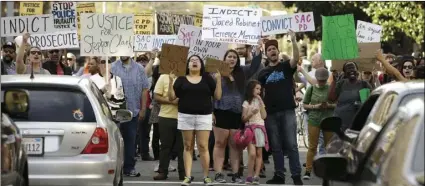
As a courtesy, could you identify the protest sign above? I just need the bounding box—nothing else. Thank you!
[156,13,196,35]
[134,13,154,35]
[76,3,96,40]
[195,13,203,27]
[159,44,189,76]
[19,2,43,16]
[51,2,77,30]
[205,58,231,76]
[134,35,177,52]
[27,31,79,50]
[260,12,315,35]
[322,14,358,60]
[80,13,134,56]
[1,15,55,37]
[331,42,381,72]
[356,20,382,43]
[189,30,228,61]
[176,24,200,47]
[202,5,262,45]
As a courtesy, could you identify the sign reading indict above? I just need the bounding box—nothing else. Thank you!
[260,12,315,36]
[51,2,77,30]
[28,31,79,50]
[80,13,134,56]
[356,20,382,43]
[19,2,43,16]
[134,35,177,52]
[202,5,262,45]
[0,15,55,37]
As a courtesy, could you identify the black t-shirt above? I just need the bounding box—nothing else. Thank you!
[173,74,216,115]
[258,60,297,114]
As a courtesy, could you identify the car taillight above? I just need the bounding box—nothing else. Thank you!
[81,127,108,154]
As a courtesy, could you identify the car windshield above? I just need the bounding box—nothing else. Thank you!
[1,86,96,122]
[412,122,424,173]
[400,93,424,106]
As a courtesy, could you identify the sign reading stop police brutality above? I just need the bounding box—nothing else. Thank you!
[80,13,134,56]
[260,12,315,36]
[27,31,79,50]
[202,5,262,45]
[51,2,77,30]
[1,15,55,37]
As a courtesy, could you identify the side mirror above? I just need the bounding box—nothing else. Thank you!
[313,154,349,181]
[3,89,30,118]
[114,109,132,123]
[320,117,346,139]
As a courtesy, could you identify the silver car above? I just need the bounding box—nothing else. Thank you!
[1,75,131,186]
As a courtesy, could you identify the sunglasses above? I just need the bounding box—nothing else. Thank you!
[30,51,42,55]
[3,50,15,54]
[49,50,59,54]
[403,65,413,69]
[100,60,112,64]
[67,58,73,61]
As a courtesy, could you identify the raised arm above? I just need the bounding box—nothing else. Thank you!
[298,65,317,85]
[288,30,299,68]
[328,76,338,102]
[144,49,158,77]
[16,33,30,74]
[376,49,407,82]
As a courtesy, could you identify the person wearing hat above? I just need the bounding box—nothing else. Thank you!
[301,67,335,180]
[1,41,17,75]
[257,30,303,185]
[42,48,72,75]
[66,53,78,74]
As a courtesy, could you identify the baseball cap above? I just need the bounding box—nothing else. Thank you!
[265,39,279,51]
[315,67,329,81]
[2,42,16,51]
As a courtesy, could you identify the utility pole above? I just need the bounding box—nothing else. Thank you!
[6,1,15,42]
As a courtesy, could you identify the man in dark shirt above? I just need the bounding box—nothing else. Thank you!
[1,42,17,75]
[42,49,72,75]
[257,30,303,185]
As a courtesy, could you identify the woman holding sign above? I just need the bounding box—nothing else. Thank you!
[167,55,222,186]
[15,33,51,75]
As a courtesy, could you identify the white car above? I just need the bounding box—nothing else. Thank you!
[1,75,131,186]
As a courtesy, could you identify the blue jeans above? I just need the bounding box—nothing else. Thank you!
[266,110,301,177]
[303,112,326,155]
[120,115,139,173]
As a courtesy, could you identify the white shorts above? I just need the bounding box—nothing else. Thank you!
[178,112,213,131]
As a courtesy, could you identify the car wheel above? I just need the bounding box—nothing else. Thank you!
[18,162,29,186]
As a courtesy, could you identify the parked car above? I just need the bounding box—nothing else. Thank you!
[1,89,30,186]
[314,98,424,186]
[1,74,132,186]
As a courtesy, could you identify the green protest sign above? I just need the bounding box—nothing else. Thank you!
[322,14,359,60]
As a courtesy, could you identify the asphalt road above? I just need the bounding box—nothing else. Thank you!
[123,147,323,186]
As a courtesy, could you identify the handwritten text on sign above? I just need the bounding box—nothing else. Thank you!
[134,13,154,35]
[260,12,315,36]
[1,15,55,37]
[202,5,262,45]
[189,28,228,61]
[19,2,43,16]
[356,20,382,43]
[52,2,77,30]
[134,35,177,52]
[28,31,79,50]
[176,24,200,47]
[80,13,134,56]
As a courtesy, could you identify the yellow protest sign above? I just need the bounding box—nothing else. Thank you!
[134,13,154,35]
[194,12,203,27]
[19,2,43,16]
[76,3,96,40]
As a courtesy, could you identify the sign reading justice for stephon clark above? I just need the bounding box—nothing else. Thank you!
[80,13,134,56]
[202,5,262,45]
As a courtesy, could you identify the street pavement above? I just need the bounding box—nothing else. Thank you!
[123,147,323,186]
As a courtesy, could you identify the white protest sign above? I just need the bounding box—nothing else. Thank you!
[28,31,79,50]
[356,20,382,43]
[134,35,177,52]
[80,13,134,56]
[189,29,229,61]
[176,24,200,47]
[202,5,262,45]
[260,12,315,36]
[51,2,77,30]
[1,15,55,37]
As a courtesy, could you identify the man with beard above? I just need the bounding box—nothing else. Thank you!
[112,56,150,177]
[235,44,265,81]
[257,30,303,185]
[1,42,17,75]
[42,49,72,75]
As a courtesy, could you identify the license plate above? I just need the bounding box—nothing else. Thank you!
[23,137,44,155]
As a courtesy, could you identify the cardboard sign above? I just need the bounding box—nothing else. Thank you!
[19,2,43,16]
[260,12,315,36]
[205,58,231,76]
[28,31,79,50]
[159,44,189,76]
[51,2,77,30]
[1,15,55,37]
[356,20,382,43]
[331,42,381,72]
[134,13,154,35]
[134,35,177,52]
[80,13,134,56]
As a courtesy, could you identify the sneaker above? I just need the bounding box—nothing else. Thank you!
[169,164,177,172]
[292,175,303,185]
[303,171,311,180]
[124,170,141,177]
[153,173,167,180]
[181,176,192,186]
[245,176,253,184]
[259,169,266,178]
[203,177,214,185]
[266,174,285,184]
[231,173,243,183]
[252,176,260,185]
[214,173,226,183]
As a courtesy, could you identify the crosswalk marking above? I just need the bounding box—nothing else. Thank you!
[124,181,320,185]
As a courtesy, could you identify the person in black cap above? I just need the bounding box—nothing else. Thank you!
[1,41,17,75]
[42,48,72,75]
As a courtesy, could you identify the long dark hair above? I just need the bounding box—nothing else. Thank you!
[398,56,415,77]
[186,55,205,76]
[244,80,261,104]
[223,49,245,94]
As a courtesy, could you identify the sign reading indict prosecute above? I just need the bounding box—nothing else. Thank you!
[176,24,201,47]
[205,58,231,76]
[189,29,228,61]
[260,12,315,36]
[356,20,382,43]
[1,15,55,37]
[27,31,79,50]
[76,3,96,39]
[134,35,177,52]
[80,13,134,56]
[52,2,77,30]
[202,5,262,45]
[159,44,189,77]
[19,2,43,16]
[134,13,154,35]
[322,14,359,60]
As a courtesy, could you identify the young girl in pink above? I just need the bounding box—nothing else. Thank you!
[242,80,269,185]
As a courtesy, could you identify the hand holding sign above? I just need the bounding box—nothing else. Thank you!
[205,58,231,77]
[22,33,30,44]
[288,29,296,42]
